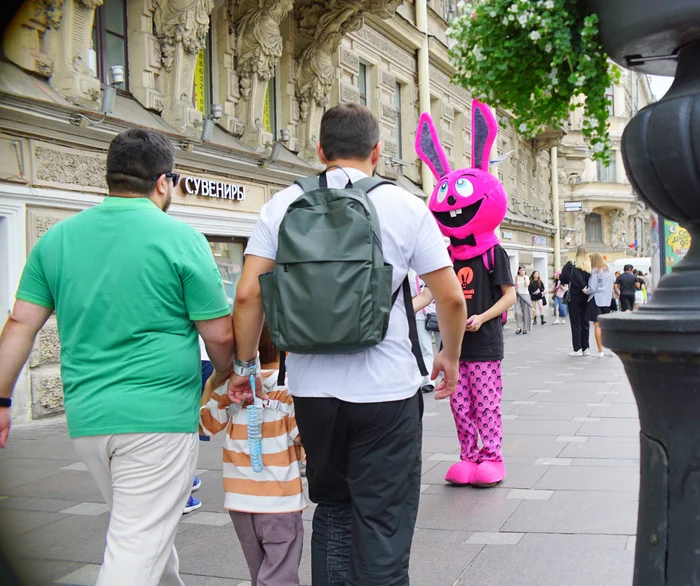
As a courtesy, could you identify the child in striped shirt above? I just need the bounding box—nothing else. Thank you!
[199,325,307,586]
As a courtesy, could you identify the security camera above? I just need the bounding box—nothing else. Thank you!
[109,65,125,87]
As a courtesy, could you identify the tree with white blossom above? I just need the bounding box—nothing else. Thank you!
[447,0,620,163]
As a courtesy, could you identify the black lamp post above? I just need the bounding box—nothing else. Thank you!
[588,0,700,583]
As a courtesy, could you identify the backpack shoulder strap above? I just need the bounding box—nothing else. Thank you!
[352,177,395,194]
[294,176,321,193]
[482,247,496,273]
[397,276,428,377]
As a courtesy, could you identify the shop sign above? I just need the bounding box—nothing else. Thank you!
[501,230,513,240]
[183,177,246,201]
[564,201,583,212]
[533,235,547,246]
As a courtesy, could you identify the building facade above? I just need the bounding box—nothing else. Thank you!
[558,69,654,266]
[1,0,567,422]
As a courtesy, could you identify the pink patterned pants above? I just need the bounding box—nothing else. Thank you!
[450,361,503,463]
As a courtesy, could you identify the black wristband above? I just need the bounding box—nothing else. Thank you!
[0,397,11,408]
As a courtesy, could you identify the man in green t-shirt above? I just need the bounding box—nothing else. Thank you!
[0,129,234,586]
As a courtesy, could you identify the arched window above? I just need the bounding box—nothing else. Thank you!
[585,213,603,243]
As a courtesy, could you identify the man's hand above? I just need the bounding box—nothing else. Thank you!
[0,407,10,449]
[465,314,485,333]
[226,373,268,404]
[432,350,459,401]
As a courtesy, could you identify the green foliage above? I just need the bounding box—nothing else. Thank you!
[448,0,620,163]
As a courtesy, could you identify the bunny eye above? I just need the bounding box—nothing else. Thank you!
[455,178,475,198]
[437,181,449,203]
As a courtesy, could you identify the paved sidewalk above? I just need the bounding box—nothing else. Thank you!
[0,322,639,586]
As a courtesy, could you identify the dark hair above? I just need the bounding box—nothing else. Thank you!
[258,322,280,365]
[530,271,542,284]
[624,264,633,272]
[106,129,175,196]
[633,269,639,275]
[319,103,380,162]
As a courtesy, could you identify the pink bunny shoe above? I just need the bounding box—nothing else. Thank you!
[471,460,506,488]
[445,460,479,486]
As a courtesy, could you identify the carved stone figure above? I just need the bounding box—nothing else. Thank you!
[236,0,293,100]
[610,208,628,247]
[40,0,65,29]
[296,1,364,120]
[154,0,214,72]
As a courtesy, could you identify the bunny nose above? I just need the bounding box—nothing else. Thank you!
[447,195,456,206]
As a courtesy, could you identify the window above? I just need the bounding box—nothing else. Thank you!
[193,28,212,115]
[359,63,369,106]
[207,237,246,311]
[585,213,603,243]
[605,85,615,116]
[597,159,617,183]
[394,82,402,159]
[263,76,277,138]
[90,0,128,90]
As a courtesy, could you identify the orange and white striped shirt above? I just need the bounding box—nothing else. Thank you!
[199,370,308,514]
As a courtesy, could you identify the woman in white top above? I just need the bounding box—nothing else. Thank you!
[583,252,614,357]
[514,266,532,335]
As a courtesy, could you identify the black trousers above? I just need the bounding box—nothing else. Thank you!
[293,391,423,586]
[620,293,635,312]
[568,294,590,352]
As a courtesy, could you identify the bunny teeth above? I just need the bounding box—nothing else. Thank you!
[449,209,463,217]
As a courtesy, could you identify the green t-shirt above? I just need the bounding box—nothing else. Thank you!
[16,197,230,438]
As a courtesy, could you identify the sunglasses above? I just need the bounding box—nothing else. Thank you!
[152,172,180,186]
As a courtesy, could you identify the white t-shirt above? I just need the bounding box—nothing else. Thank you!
[245,167,452,403]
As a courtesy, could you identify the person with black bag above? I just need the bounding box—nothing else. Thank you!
[560,246,592,357]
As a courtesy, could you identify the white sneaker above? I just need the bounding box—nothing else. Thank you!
[583,349,591,356]
[597,351,605,358]
[568,350,583,357]
[561,320,566,325]
[553,319,560,325]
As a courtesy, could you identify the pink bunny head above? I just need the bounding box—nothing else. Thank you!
[415,100,508,260]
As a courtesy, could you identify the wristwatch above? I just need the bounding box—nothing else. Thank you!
[233,355,258,378]
[0,397,11,408]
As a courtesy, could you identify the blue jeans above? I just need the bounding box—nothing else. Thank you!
[199,360,213,441]
[553,296,567,318]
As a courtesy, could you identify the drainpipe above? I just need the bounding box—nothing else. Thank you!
[416,0,434,195]
[551,146,561,269]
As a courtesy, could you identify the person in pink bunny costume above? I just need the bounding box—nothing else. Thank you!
[416,100,516,487]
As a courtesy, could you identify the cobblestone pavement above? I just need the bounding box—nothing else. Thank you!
[0,322,639,586]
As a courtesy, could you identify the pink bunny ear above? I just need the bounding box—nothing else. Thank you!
[415,113,451,180]
[471,100,498,171]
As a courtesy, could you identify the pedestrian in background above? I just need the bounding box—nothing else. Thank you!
[583,252,614,357]
[634,269,646,309]
[615,265,639,312]
[0,129,235,586]
[529,270,546,326]
[549,271,568,325]
[560,246,592,357]
[514,266,532,335]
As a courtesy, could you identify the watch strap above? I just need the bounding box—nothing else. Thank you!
[0,397,11,408]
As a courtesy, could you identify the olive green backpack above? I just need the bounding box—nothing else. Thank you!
[259,170,428,384]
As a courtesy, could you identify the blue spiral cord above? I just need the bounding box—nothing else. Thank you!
[247,372,264,473]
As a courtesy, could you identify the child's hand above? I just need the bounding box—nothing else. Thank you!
[226,373,268,404]
[465,314,485,332]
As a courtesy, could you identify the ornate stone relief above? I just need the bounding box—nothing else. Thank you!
[41,0,103,106]
[33,144,107,190]
[232,0,294,148]
[153,0,214,133]
[293,0,405,160]
[4,0,66,79]
[610,208,628,248]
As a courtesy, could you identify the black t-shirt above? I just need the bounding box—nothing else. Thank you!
[616,272,638,296]
[453,245,514,362]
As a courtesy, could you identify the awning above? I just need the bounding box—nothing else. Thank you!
[396,173,429,200]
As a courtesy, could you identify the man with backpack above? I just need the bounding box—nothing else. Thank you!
[228,103,466,585]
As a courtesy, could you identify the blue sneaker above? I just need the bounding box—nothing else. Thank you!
[183,495,202,514]
[192,476,202,491]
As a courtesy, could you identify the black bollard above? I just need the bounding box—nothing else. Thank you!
[599,39,700,585]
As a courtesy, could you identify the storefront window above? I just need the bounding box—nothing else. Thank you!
[207,237,245,310]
